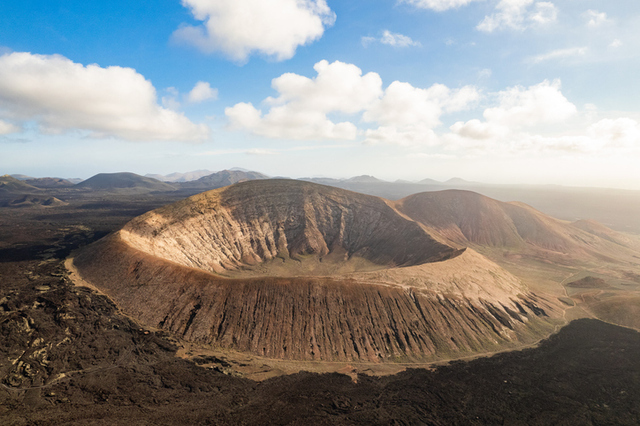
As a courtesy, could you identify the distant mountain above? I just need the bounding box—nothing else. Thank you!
[0,175,40,193]
[345,175,384,183]
[7,195,68,208]
[145,169,215,183]
[75,173,176,192]
[180,169,269,190]
[395,189,637,258]
[418,178,443,185]
[299,177,342,185]
[10,174,34,181]
[26,177,74,188]
[444,177,476,186]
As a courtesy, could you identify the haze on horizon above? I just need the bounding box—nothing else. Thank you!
[1,0,639,190]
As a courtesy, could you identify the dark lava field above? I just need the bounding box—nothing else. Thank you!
[1,191,640,425]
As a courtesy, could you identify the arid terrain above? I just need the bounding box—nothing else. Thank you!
[2,173,640,424]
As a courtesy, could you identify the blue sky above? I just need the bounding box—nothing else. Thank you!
[1,0,639,188]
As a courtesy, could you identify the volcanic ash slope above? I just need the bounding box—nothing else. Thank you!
[73,180,560,362]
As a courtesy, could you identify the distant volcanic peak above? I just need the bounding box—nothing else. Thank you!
[180,169,269,190]
[75,172,176,192]
[121,180,457,277]
[397,190,574,251]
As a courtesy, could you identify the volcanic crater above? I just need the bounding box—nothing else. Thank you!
[72,180,561,362]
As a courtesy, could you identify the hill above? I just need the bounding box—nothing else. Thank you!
[26,177,74,188]
[0,175,40,193]
[146,169,215,183]
[75,172,176,192]
[73,180,561,363]
[7,195,68,208]
[179,169,268,190]
[395,189,639,263]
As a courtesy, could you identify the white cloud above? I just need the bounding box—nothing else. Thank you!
[587,118,640,149]
[528,47,588,64]
[174,0,335,62]
[448,80,577,149]
[364,82,479,128]
[364,125,440,147]
[477,0,557,32]
[226,60,382,140]
[529,2,557,25]
[187,81,218,103]
[443,82,640,156]
[0,52,209,141]
[478,68,492,80]
[0,119,20,135]
[226,60,479,146]
[483,80,576,127]
[610,39,623,48]
[584,10,611,28]
[362,31,420,48]
[380,30,421,47]
[450,119,508,140]
[399,0,482,12]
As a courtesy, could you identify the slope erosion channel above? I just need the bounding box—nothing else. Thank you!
[72,180,561,362]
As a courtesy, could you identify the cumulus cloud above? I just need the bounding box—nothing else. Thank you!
[187,81,218,103]
[174,0,335,62]
[528,47,588,64]
[399,0,482,12]
[584,10,611,28]
[226,60,382,140]
[0,119,20,135]
[364,82,479,129]
[449,80,576,147]
[444,82,639,156]
[587,118,640,149]
[484,80,576,127]
[0,52,209,141]
[226,60,479,146]
[477,0,557,32]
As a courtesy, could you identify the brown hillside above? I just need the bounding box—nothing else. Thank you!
[72,180,562,363]
[395,190,640,262]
